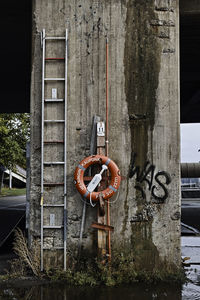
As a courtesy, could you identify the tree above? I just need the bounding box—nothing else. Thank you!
[0,113,30,192]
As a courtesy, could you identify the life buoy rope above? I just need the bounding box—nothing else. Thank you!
[74,155,121,201]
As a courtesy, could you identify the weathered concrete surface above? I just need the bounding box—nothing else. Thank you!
[30,0,181,270]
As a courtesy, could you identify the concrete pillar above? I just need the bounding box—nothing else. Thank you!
[30,0,181,271]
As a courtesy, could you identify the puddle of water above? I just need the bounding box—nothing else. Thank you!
[0,284,182,300]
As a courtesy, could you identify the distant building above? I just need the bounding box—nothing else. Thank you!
[4,166,26,188]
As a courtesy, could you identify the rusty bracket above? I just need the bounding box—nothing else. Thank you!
[91,222,114,232]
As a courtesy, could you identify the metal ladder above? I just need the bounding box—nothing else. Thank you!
[40,29,68,271]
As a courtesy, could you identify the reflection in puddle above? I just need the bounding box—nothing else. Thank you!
[0,284,182,300]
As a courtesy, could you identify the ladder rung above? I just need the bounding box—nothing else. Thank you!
[44,120,65,123]
[44,78,65,81]
[43,225,63,229]
[44,140,64,144]
[43,247,64,250]
[43,204,64,207]
[44,162,65,165]
[45,58,65,60]
[44,183,64,186]
[45,99,64,102]
[41,28,67,271]
[45,37,65,40]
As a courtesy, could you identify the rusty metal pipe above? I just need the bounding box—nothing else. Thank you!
[105,38,111,262]
[181,163,200,178]
[105,38,109,157]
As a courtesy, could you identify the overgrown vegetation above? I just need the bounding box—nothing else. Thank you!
[7,228,41,279]
[0,114,30,169]
[0,113,30,193]
[0,188,26,197]
[48,252,186,287]
[2,229,186,286]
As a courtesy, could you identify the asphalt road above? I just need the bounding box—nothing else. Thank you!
[0,195,26,248]
[0,195,26,210]
[181,198,200,231]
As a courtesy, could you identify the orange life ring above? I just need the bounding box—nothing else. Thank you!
[74,155,121,201]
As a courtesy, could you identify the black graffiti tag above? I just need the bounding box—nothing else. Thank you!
[129,152,171,202]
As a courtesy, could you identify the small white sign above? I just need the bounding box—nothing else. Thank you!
[52,88,57,99]
[97,122,105,136]
[50,214,55,226]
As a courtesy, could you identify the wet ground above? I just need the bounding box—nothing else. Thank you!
[182,236,200,300]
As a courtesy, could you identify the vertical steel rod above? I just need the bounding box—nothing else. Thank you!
[105,38,109,156]
[78,199,86,254]
[41,28,45,271]
[106,38,111,262]
[64,29,68,271]
[78,115,100,257]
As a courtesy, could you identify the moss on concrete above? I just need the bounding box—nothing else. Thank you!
[124,0,161,134]
[130,221,160,270]
[124,0,161,181]
[121,177,130,235]
[46,251,186,286]
[123,0,168,272]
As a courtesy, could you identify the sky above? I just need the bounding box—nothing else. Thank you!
[181,123,200,163]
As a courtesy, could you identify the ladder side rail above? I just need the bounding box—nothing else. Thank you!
[41,28,46,272]
[63,29,68,271]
